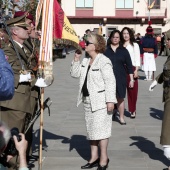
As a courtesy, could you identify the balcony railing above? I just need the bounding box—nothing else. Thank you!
[145,7,166,17]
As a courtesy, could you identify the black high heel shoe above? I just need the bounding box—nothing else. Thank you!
[113,112,116,119]
[97,159,109,170]
[113,109,117,120]
[120,120,126,125]
[119,118,126,125]
[81,158,99,169]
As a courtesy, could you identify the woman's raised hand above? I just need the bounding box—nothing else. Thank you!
[74,49,82,61]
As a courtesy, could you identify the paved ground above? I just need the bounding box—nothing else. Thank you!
[31,52,169,170]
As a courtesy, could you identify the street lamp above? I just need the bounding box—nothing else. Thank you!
[141,18,145,26]
[103,18,107,26]
[102,18,107,37]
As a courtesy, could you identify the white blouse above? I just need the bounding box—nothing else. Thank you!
[126,42,140,67]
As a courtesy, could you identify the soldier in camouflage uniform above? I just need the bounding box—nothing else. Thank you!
[149,37,170,170]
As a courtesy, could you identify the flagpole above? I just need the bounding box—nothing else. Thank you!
[35,1,44,169]
[37,1,47,169]
[39,87,44,170]
[148,0,150,21]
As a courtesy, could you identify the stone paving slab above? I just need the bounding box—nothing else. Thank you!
[30,53,169,170]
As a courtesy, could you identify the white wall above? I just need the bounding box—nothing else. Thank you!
[166,0,170,26]
[135,0,146,17]
[62,0,75,16]
[93,0,115,16]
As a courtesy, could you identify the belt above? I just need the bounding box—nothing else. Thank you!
[143,48,154,53]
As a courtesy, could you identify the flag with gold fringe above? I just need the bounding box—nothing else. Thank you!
[36,0,53,83]
[35,1,54,169]
[53,0,81,50]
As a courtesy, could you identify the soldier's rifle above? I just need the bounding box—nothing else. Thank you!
[24,97,52,135]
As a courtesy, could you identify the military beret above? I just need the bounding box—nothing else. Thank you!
[146,26,153,35]
[6,15,29,28]
[14,11,34,21]
[146,21,153,35]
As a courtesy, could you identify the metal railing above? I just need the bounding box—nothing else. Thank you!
[145,7,166,17]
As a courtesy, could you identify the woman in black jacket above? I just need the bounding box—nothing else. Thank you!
[104,30,134,125]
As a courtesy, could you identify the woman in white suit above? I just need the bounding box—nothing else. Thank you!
[70,33,117,170]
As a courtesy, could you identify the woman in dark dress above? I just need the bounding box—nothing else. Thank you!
[104,30,134,125]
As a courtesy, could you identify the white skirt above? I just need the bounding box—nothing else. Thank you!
[83,97,112,140]
[142,53,156,71]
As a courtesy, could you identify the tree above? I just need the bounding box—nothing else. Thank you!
[23,0,38,17]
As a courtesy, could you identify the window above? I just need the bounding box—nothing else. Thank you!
[148,0,160,9]
[153,28,161,35]
[76,0,93,8]
[107,27,117,37]
[116,0,133,9]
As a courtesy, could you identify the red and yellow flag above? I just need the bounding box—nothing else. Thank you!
[53,0,80,49]
[148,0,155,9]
[144,0,156,10]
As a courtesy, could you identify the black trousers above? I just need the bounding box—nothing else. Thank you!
[159,45,165,55]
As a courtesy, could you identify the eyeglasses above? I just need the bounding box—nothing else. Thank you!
[85,41,94,46]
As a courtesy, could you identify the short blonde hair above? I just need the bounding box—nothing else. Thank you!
[88,33,106,53]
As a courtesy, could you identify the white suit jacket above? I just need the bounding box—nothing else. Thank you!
[70,53,117,112]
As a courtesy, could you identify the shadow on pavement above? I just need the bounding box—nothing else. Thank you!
[68,135,90,161]
[150,107,163,120]
[31,129,90,164]
[130,136,169,167]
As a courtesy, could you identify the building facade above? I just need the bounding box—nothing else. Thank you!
[61,0,170,38]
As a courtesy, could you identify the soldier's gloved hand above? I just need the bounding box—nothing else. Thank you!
[149,80,158,91]
[163,145,170,159]
[19,73,31,83]
[35,78,48,88]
